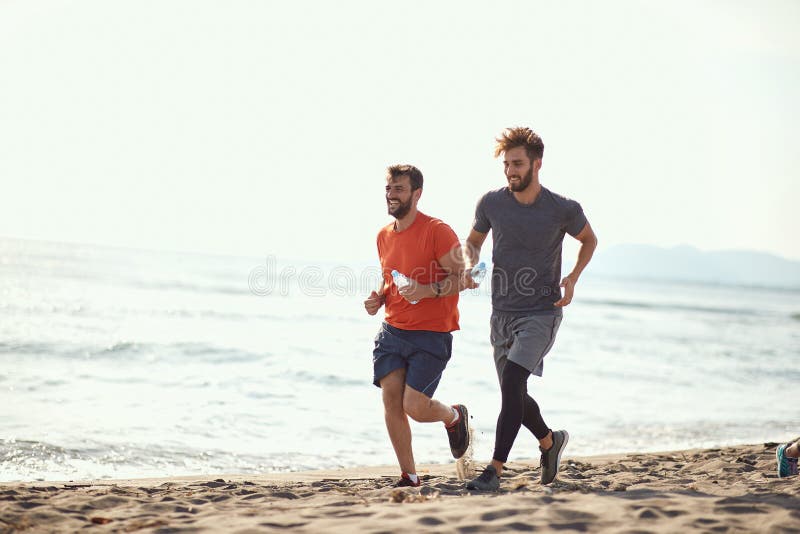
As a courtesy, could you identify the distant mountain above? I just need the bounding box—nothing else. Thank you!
[587,244,800,288]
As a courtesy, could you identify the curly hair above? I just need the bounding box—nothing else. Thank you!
[494,127,544,161]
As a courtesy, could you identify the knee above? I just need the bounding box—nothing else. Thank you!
[403,394,427,422]
[500,382,527,402]
[500,379,528,410]
[500,361,528,391]
[382,392,404,415]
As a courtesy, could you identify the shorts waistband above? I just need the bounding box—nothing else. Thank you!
[491,309,562,319]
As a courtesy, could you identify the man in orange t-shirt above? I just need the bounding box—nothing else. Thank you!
[363,164,471,488]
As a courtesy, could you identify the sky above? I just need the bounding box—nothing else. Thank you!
[1,0,798,263]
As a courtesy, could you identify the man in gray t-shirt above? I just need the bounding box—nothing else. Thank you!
[464,127,598,492]
[473,185,588,314]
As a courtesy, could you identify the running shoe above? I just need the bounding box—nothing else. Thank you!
[466,465,500,491]
[776,444,799,478]
[446,404,469,459]
[395,473,421,487]
[539,429,569,485]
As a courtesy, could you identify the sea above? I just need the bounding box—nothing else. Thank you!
[1,237,798,482]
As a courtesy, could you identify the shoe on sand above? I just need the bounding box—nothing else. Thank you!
[540,429,569,485]
[776,444,799,478]
[395,473,421,487]
[466,465,500,491]
[446,404,470,459]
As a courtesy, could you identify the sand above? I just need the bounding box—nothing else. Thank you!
[1,442,799,533]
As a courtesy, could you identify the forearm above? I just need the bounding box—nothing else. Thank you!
[567,239,597,282]
[439,273,465,297]
[416,273,464,299]
[464,241,481,268]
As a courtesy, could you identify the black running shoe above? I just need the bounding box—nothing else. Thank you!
[466,465,500,491]
[446,404,469,459]
[395,473,421,487]
[539,429,569,485]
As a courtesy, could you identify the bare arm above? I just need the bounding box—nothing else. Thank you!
[435,245,467,297]
[461,229,489,289]
[465,229,488,268]
[554,222,598,307]
[396,245,467,302]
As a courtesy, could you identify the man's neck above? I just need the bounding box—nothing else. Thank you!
[512,180,542,205]
[393,208,419,232]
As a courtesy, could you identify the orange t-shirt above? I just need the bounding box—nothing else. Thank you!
[377,212,460,332]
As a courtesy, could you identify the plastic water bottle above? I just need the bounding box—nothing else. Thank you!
[391,270,418,304]
[470,262,487,284]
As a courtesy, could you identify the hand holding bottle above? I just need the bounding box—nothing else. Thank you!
[464,261,486,289]
[391,270,419,304]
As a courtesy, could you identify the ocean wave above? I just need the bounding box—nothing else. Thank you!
[174,343,272,364]
[130,279,253,296]
[94,342,271,364]
[242,390,296,400]
[1,301,291,324]
[0,340,271,364]
[0,438,341,482]
[1,261,253,299]
[157,308,287,322]
[289,369,363,388]
[0,302,91,317]
[96,341,144,355]
[582,298,762,316]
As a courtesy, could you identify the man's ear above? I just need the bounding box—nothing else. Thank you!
[413,188,423,202]
[534,158,543,172]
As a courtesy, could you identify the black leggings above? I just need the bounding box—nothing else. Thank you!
[492,359,550,463]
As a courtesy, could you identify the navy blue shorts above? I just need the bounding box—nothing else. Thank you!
[372,322,453,398]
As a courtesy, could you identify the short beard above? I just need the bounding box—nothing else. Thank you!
[388,198,412,219]
[508,165,534,192]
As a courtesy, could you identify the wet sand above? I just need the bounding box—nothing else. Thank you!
[2,442,798,533]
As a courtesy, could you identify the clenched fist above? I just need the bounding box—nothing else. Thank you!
[364,290,385,315]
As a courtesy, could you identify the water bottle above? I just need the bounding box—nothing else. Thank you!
[391,270,418,304]
[470,262,487,284]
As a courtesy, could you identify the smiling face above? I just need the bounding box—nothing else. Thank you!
[503,146,540,192]
[385,174,419,219]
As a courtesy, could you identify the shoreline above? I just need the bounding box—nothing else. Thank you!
[2,449,703,488]
[2,442,798,532]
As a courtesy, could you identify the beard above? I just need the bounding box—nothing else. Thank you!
[387,197,413,219]
[508,165,534,192]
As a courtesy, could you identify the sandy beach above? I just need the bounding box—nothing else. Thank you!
[2,442,798,533]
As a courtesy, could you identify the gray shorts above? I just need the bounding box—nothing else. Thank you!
[490,312,562,378]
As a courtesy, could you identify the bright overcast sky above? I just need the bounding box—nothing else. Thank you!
[1,0,798,262]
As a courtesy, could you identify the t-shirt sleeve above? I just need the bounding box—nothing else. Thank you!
[472,194,491,234]
[376,230,388,270]
[563,199,588,237]
[432,221,461,259]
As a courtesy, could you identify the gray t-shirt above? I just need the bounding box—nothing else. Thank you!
[473,186,587,315]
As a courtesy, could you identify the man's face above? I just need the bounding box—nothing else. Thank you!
[503,146,536,192]
[385,175,416,219]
